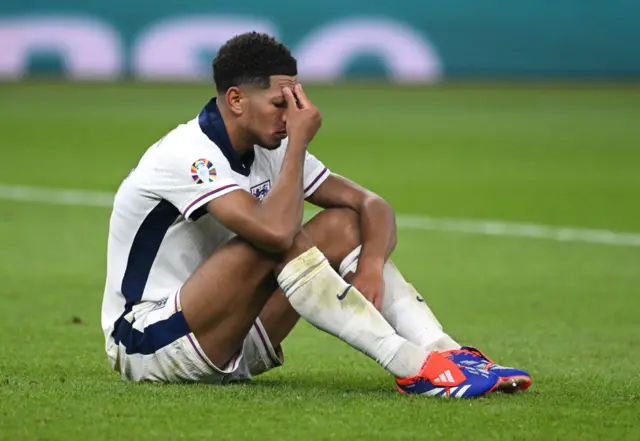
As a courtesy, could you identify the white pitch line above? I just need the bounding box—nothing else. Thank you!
[395,214,640,247]
[1,183,639,248]
[0,184,115,208]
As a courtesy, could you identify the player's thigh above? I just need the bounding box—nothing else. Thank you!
[181,208,361,369]
[179,236,280,368]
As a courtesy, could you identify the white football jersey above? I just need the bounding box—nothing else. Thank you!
[101,98,330,351]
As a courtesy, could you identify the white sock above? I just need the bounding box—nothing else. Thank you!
[339,246,461,353]
[277,247,426,378]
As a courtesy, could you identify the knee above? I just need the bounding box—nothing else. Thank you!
[306,208,361,263]
[322,208,361,246]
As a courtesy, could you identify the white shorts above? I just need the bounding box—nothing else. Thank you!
[106,289,284,384]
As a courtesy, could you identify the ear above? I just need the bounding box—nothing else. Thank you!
[225,87,244,116]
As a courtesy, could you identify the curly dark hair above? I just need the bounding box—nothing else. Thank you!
[212,32,297,93]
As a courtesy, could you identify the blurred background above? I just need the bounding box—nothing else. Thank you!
[2,0,640,81]
[1,2,640,440]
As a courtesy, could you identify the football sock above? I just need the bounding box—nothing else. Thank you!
[277,247,426,379]
[339,246,461,352]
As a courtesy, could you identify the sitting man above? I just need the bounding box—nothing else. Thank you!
[100,32,532,398]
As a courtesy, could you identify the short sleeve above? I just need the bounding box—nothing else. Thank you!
[265,138,330,198]
[302,152,330,198]
[148,140,241,221]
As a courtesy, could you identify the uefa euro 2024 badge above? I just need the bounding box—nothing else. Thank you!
[191,158,217,184]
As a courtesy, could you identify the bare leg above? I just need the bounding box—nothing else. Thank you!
[179,208,361,368]
[179,237,280,368]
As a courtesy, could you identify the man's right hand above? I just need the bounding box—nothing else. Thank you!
[283,84,322,146]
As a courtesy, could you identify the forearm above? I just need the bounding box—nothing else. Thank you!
[356,196,397,274]
[258,140,306,233]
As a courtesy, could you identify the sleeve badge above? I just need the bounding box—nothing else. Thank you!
[191,158,217,183]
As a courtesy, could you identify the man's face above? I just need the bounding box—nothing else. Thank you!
[242,75,297,149]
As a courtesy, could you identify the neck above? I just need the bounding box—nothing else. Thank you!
[217,103,254,154]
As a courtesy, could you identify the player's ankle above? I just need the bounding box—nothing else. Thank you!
[419,333,461,353]
[386,340,427,379]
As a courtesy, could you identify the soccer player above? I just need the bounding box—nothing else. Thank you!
[100,32,532,398]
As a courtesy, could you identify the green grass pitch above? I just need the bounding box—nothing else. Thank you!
[0,81,639,440]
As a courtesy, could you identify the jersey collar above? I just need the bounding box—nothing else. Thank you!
[198,97,255,177]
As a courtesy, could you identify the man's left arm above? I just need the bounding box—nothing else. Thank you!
[306,173,396,310]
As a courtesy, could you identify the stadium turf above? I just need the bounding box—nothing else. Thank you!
[0,81,639,440]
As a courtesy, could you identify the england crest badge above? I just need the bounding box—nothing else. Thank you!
[250,180,271,201]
